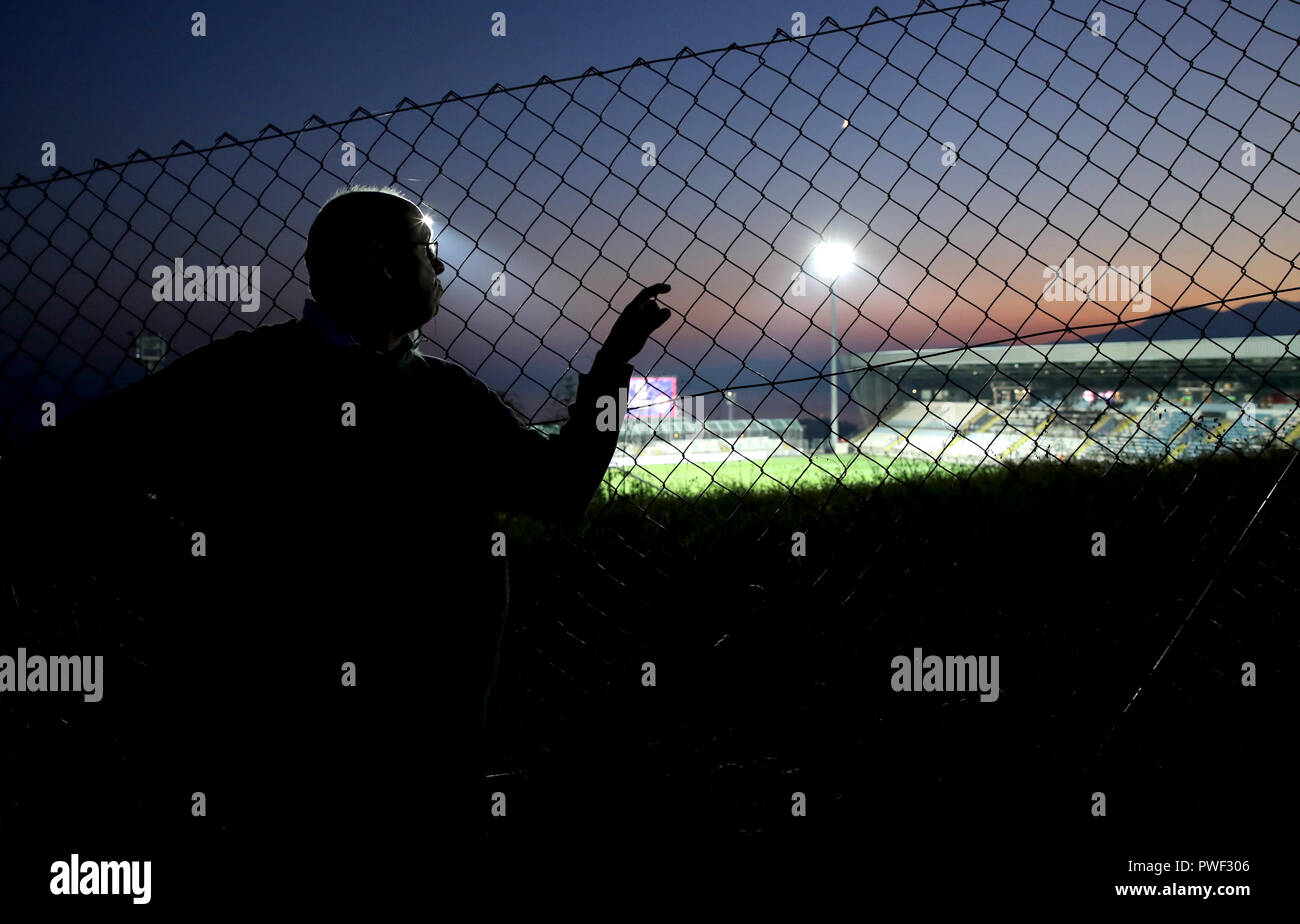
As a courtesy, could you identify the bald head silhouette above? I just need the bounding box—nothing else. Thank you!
[305,188,446,351]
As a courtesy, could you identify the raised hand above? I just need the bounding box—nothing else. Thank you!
[595,283,672,367]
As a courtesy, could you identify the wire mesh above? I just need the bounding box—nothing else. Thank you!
[1,0,1297,840]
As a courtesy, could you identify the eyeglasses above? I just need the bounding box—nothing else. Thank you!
[413,239,439,264]
[378,237,438,264]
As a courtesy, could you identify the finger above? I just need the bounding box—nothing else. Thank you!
[638,302,670,326]
[637,305,671,335]
[638,294,673,319]
[629,283,672,310]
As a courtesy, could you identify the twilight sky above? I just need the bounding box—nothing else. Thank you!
[2,0,1298,437]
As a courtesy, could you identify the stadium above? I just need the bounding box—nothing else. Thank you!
[1,0,1296,905]
[851,333,1300,463]
[602,308,1300,498]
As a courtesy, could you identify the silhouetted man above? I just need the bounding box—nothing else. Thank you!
[1,186,671,873]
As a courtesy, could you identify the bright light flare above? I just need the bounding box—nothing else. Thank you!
[812,240,853,279]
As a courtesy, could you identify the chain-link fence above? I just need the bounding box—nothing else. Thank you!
[1,0,1297,841]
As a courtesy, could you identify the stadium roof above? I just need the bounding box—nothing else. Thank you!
[842,334,1300,375]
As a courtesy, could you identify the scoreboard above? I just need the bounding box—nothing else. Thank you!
[628,376,678,417]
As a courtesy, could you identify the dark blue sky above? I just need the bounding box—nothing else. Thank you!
[3,0,1296,438]
[0,0,916,183]
[0,0,956,428]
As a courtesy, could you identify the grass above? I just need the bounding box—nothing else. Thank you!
[600,450,974,500]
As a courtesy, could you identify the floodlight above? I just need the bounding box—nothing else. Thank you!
[812,240,853,279]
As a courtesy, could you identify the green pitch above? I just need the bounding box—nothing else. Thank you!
[601,451,965,500]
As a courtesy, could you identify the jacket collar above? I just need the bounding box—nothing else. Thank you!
[302,299,418,356]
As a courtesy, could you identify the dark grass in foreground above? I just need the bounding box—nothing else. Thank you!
[490,448,1294,868]
[0,449,1291,888]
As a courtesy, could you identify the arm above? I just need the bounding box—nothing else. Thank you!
[477,283,672,525]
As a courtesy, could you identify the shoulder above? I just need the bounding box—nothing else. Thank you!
[211,318,305,355]
[410,352,522,417]
[413,351,470,376]
[412,353,489,393]
[156,320,305,375]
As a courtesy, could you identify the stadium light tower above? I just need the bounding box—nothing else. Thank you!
[812,240,853,454]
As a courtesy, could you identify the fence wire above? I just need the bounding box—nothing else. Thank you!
[1,0,1298,825]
